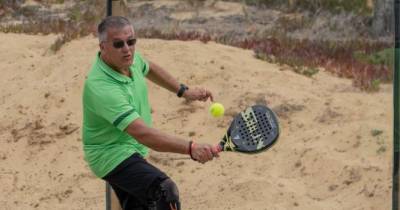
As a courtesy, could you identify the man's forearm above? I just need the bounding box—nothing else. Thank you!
[147,61,180,94]
[125,119,189,154]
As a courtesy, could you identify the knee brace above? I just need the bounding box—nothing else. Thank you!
[155,178,181,210]
[147,178,181,210]
[159,178,180,204]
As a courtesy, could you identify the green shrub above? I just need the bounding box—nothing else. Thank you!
[235,0,372,15]
[354,48,394,67]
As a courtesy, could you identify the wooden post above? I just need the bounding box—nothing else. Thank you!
[105,1,129,209]
[109,184,122,210]
[393,0,400,209]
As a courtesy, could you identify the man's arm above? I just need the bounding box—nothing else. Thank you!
[125,118,188,154]
[146,61,180,94]
[125,118,217,163]
[146,61,213,102]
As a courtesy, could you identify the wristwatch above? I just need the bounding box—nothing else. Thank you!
[177,84,189,97]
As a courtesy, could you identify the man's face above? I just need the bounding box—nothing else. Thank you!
[100,25,136,71]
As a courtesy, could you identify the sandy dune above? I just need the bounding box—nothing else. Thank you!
[0,32,392,210]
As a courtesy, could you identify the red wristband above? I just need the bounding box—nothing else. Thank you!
[188,141,196,160]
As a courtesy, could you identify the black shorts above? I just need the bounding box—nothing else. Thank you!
[102,153,169,209]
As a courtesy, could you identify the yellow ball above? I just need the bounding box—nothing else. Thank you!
[209,103,225,117]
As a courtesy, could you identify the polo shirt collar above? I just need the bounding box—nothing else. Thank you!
[96,52,132,84]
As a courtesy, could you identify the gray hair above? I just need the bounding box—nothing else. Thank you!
[97,16,132,42]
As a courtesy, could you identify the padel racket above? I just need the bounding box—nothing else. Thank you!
[215,105,279,153]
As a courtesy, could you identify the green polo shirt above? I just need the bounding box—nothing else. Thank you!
[82,52,151,178]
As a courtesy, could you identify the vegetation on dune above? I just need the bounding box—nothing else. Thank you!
[136,27,392,91]
[0,0,394,91]
[238,0,373,15]
[0,0,105,52]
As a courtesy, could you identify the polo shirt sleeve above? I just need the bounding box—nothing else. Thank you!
[85,81,140,131]
[135,52,150,76]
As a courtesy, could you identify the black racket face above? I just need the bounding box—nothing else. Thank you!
[221,105,279,153]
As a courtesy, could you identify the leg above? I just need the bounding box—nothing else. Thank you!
[108,182,147,210]
[147,178,181,210]
[106,183,122,210]
[103,153,170,209]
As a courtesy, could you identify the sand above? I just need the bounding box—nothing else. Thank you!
[0,32,393,210]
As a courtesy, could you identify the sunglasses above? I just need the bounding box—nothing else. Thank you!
[112,38,137,49]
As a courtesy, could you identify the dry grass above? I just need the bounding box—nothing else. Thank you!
[136,27,392,91]
[0,0,105,52]
[0,0,392,91]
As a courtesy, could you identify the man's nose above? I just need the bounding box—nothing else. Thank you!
[121,42,130,51]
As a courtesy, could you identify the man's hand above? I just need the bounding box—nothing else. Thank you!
[190,143,219,164]
[183,87,213,102]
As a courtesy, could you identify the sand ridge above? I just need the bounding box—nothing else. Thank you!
[0,33,392,210]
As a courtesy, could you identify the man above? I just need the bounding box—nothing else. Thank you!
[82,16,219,210]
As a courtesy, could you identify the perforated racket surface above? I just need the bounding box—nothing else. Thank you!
[217,105,279,153]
